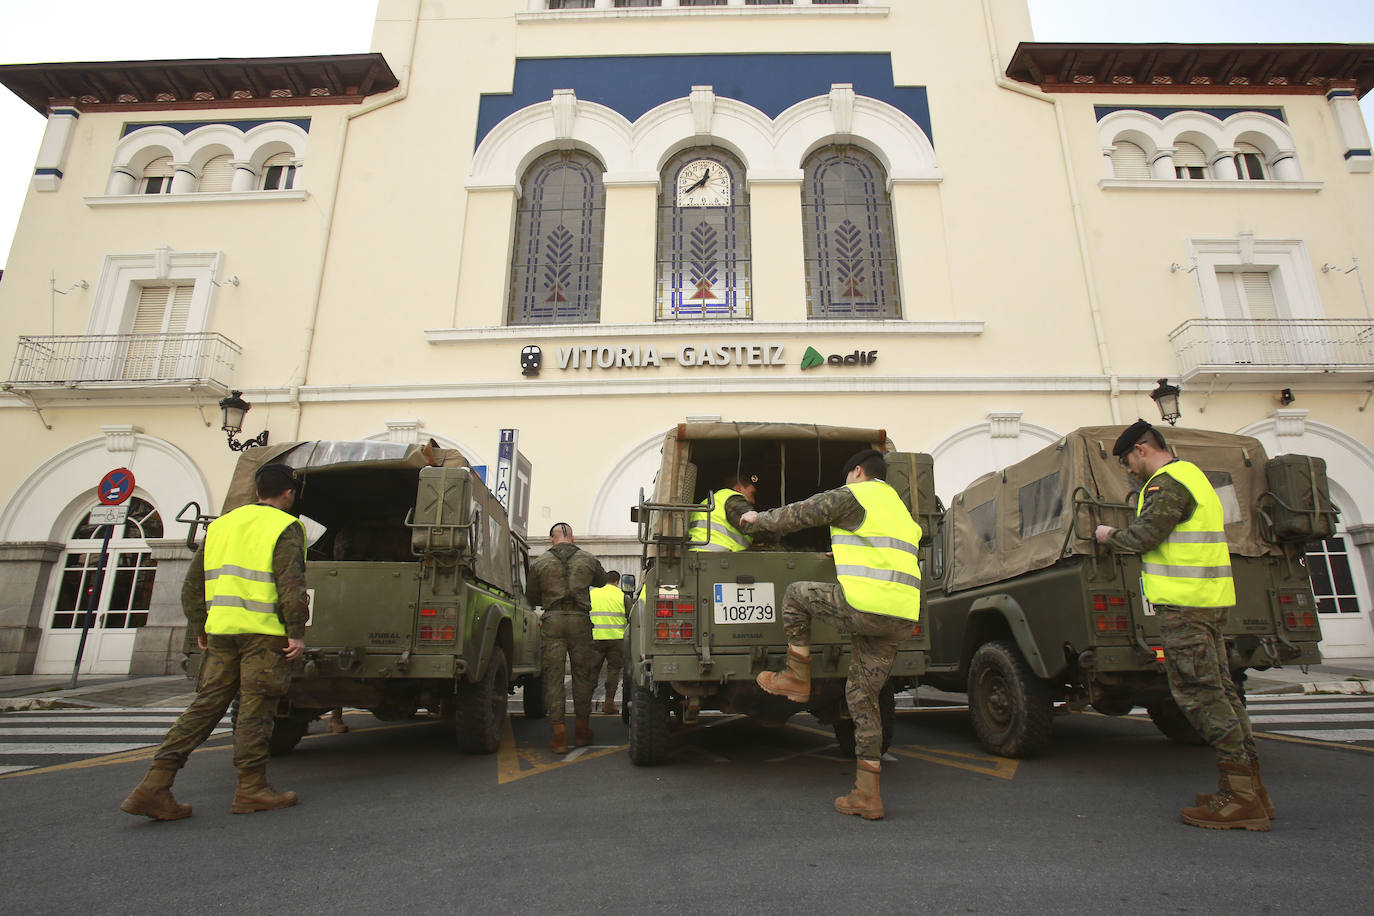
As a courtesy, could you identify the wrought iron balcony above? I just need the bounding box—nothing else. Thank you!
[4,332,241,401]
[1168,318,1374,383]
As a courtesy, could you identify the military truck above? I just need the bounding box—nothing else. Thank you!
[182,440,543,755]
[625,422,935,765]
[919,426,1331,758]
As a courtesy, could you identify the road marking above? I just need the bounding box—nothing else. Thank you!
[0,742,155,755]
[1269,728,1374,742]
[0,716,195,724]
[889,745,1020,780]
[1239,702,1374,712]
[1248,713,1374,723]
[0,765,34,775]
[1247,694,1373,703]
[496,719,625,784]
[1254,731,1374,753]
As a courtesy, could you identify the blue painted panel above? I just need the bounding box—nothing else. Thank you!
[1094,105,1287,124]
[476,53,931,151]
[120,118,312,137]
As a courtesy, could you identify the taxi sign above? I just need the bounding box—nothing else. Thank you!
[98,468,135,506]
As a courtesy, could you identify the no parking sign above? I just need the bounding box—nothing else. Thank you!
[98,468,134,506]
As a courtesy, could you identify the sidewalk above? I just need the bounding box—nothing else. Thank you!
[2,658,1371,711]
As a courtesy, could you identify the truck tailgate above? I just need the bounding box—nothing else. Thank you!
[306,561,419,652]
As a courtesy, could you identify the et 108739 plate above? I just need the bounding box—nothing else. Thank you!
[713,582,776,624]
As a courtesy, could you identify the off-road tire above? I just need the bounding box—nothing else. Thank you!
[454,648,508,754]
[833,680,897,759]
[628,683,671,766]
[267,714,311,757]
[1147,698,1207,745]
[522,673,547,720]
[968,640,1052,758]
[621,668,632,725]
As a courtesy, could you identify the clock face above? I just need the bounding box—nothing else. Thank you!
[675,159,731,207]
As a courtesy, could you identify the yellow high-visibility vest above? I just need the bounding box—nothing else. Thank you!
[203,504,303,636]
[1138,460,1235,608]
[831,480,922,622]
[688,488,751,552]
[590,582,627,641]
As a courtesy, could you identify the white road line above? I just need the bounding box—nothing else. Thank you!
[0,727,229,737]
[1249,713,1374,723]
[0,717,206,725]
[1272,729,1374,742]
[1240,702,1374,712]
[0,742,156,755]
[1247,694,1372,702]
[0,765,36,775]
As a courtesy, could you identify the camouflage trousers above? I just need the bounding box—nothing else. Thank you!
[783,581,912,763]
[590,638,625,704]
[541,610,599,722]
[1158,605,1254,763]
[155,633,291,771]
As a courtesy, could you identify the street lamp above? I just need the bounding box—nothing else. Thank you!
[1150,378,1182,426]
[218,389,269,451]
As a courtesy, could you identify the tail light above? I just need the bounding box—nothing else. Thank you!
[654,600,697,642]
[910,622,923,638]
[418,606,457,644]
[1092,593,1128,612]
[1284,610,1318,629]
[1094,614,1130,633]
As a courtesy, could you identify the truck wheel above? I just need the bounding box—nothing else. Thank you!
[522,673,547,720]
[628,683,670,766]
[968,640,1052,758]
[454,648,508,754]
[1146,698,1206,746]
[833,681,896,759]
[621,668,632,725]
[268,714,311,757]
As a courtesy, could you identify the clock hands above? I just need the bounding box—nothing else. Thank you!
[684,167,711,194]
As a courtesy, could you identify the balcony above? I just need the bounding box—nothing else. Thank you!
[4,333,241,403]
[1169,319,1374,385]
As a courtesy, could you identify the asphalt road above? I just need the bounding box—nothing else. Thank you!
[1,701,1371,915]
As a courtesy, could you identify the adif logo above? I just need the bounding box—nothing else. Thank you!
[520,345,542,377]
[799,346,878,370]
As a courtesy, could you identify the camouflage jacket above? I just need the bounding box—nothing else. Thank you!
[745,486,866,539]
[1105,466,1198,554]
[527,542,608,613]
[181,521,309,640]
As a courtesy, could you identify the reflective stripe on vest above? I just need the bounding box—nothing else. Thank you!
[203,504,303,636]
[688,489,751,552]
[1138,460,1236,608]
[831,480,923,622]
[590,582,627,641]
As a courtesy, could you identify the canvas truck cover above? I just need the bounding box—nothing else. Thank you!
[945,426,1276,593]
[220,440,511,591]
[648,422,894,541]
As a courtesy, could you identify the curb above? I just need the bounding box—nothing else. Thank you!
[1302,679,1373,695]
[0,697,101,711]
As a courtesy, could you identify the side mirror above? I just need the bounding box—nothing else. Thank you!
[620,573,637,594]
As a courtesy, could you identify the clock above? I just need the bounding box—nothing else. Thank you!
[675,158,731,207]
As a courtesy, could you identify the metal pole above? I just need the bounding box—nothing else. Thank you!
[70,523,114,688]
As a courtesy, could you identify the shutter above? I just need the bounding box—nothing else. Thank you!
[1242,272,1278,320]
[198,155,235,192]
[158,285,194,378]
[144,156,173,178]
[1217,272,1245,321]
[125,287,169,378]
[1173,142,1207,167]
[1110,141,1150,179]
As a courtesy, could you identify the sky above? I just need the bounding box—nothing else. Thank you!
[0,0,1372,269]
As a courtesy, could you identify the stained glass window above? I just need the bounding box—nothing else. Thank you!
[508,149,605,325]
[656,148,751,320]
[802,145,901,319]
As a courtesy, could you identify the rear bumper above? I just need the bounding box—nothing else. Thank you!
[644,645,926,686]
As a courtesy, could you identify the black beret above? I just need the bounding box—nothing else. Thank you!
[1112,420,1154,457]
[842,448,886,477]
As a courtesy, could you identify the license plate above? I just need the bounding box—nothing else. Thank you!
[713,582,776,624]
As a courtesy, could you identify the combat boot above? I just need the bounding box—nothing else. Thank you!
[756,646,811,703]
[231,766,299,814]
[602,696,619,716]
[328,715,350,735]
[574,715,594,747]
[549,721,569,754]
[1194,753,1275,819]
[835,759,884,820]
[1180,761,1270,831]
[120,759,192,821]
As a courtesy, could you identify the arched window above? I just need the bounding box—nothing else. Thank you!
[1173,142,1208,180]
[198,154,235,192]
[802,145,900,319]
[142,156,174,194]
[656,147,751,320]
[1233,142,1267,180]
[1110,140,1150,179]
[51,497,163,632]
[261,151,297,190]
[508,149,606,325]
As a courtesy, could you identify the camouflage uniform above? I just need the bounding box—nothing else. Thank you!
[1107,468,1253,763]
[747,487,913,762]
[527,542,607,722]
[156,523,308,770]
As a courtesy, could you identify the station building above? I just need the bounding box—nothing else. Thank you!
[0,0,1371,675]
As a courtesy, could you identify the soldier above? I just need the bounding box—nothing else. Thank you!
[740,448,921,821]
[688,472,758,551]
[120,463,307,820]
[589,570,630,715]
[1095,420,1271,831]
[527,522,607,753]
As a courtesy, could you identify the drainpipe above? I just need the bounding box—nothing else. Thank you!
[980,0,1121,423]
[287,0,421,438]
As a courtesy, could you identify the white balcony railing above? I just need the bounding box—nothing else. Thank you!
[5,333,241,391]
[1169,318,1374,379]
